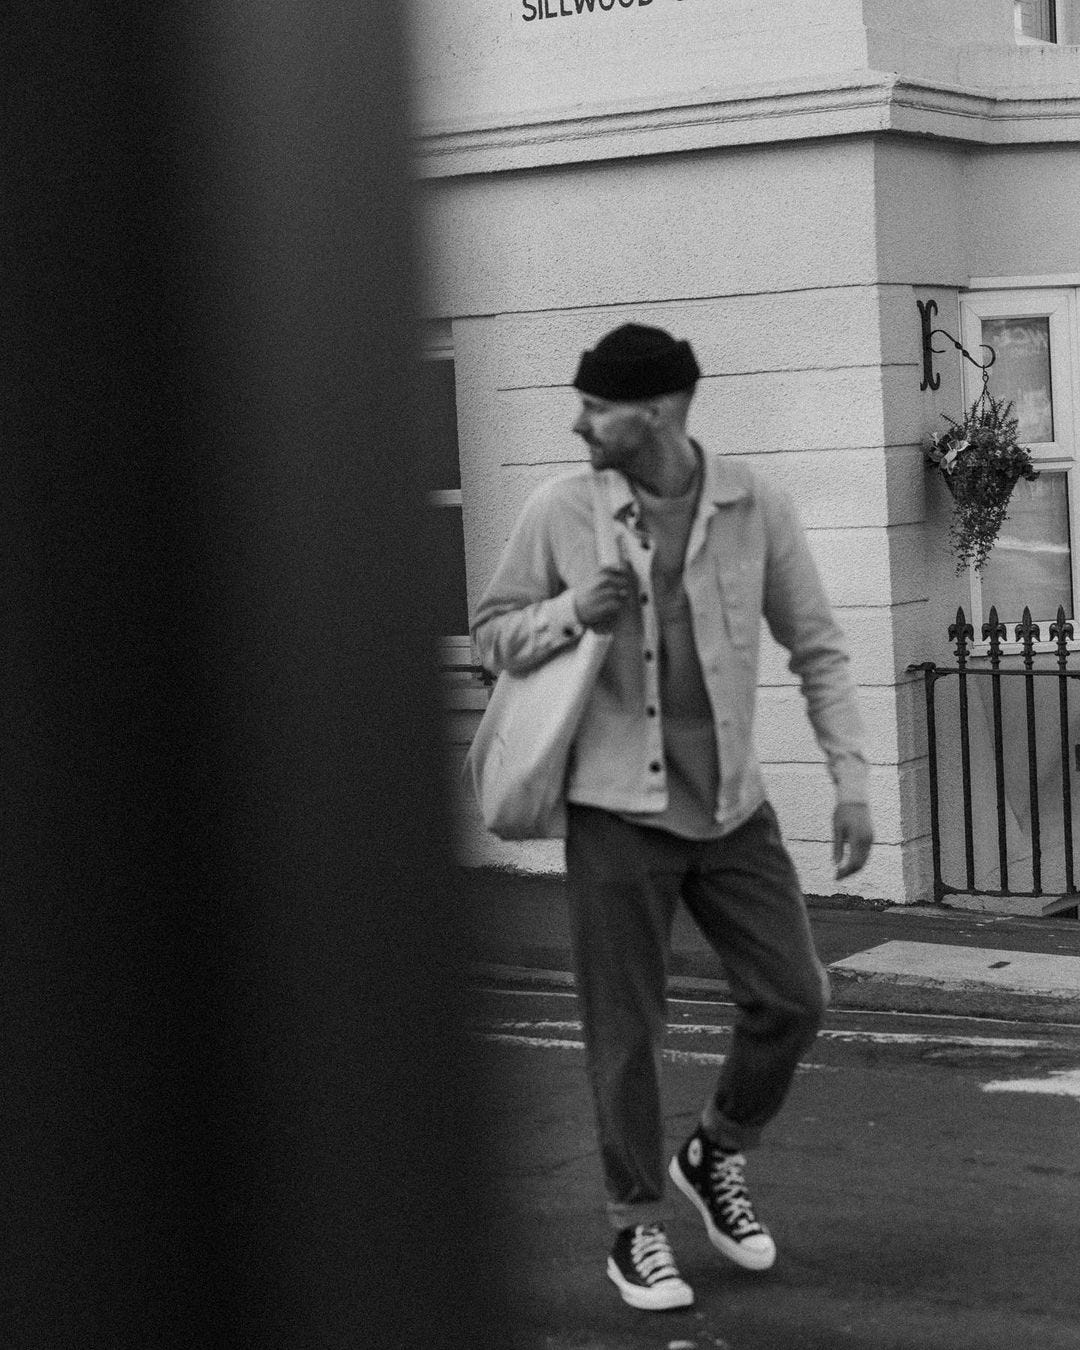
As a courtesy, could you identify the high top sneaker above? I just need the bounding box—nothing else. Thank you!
[669,1127,777,1270]
[606,1223,694,1311]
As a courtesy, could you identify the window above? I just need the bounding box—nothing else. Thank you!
[959,289,1079,635]
[1014,0,1058,42]
[977,473,1073,625]
[979,315,1054,443]
[418,343,469,638]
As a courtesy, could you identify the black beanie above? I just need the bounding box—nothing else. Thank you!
[573,323,701,402]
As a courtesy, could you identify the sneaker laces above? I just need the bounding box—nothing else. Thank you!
[708,1151,764,1238]
[631,1225,681,1285]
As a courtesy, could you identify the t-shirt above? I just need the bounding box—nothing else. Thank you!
[620,465,724,840]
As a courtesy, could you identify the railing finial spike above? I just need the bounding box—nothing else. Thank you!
[983,605,1005,663]
[949,606,973,663]
[1050,604,1074,652]
[1016,606,1040,667]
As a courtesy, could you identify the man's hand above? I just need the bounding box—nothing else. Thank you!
[833,802,874,879]
[573,565,634,631]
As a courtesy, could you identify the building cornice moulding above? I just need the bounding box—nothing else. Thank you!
[413,71,1080,178]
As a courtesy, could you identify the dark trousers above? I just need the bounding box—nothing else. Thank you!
[565,801,829,1231]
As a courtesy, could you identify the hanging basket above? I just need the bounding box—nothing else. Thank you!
[925,392,1038,574]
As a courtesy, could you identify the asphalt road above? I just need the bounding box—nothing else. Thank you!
[470,982,1080,1350]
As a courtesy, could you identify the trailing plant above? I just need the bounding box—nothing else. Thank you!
[925,391,1038,574]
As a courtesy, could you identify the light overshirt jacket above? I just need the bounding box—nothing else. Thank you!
[470,450,869,836]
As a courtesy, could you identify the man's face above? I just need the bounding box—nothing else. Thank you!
[572,394,655,472]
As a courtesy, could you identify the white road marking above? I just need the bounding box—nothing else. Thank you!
[482,1032,828,1071]
[483,1034,586,1053]
[474,1018,1057,1052]
[982,1069,1080,1099]
[474,996,1080,1091]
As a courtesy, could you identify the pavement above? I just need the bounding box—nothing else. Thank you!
[463,869,1080,1024]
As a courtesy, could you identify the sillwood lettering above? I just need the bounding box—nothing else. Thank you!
[522,0,653,19]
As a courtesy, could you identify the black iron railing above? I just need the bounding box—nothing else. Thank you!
[910,605,1080,918]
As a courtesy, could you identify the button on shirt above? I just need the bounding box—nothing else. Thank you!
[471,449,868,836]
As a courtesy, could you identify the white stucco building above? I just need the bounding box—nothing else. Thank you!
[413,0,1080,908]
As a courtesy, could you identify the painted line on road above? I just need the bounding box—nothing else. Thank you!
[478,1024,1080,1092]
[983,1069,1080,1099]
[475,1018,1059,1052]
[482,1033,584,1053]
[478,1031,837,1071]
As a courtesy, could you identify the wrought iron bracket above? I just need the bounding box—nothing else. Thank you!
[918,299,996,393]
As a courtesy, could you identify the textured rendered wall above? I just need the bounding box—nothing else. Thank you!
[409,0,869,129]
[409,0,1069,136]
[871,141,965,904]
[963,147,1080,278]
[431,138,917,899]
[873,137,1080,291]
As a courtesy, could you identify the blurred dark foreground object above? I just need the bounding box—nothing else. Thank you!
[0,4,505,1345]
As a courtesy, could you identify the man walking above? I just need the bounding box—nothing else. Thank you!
[471,324,873,1311]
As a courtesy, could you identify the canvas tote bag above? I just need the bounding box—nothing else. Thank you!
[464,473,620,840]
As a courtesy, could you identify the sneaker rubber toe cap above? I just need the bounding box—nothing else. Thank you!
[723,1231,776,1271]
[606,1260,694,1311]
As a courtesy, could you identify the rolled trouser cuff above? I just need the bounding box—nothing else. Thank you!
[606,1197,673,1233]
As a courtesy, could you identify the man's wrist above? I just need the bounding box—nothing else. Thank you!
[554,589,585,640]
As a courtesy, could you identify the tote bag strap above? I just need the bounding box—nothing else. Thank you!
[589,470,624,572]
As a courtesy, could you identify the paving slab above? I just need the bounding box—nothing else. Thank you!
[831,940,1080,995]
[829,940,1080,1024]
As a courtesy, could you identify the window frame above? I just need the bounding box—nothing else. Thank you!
[421,333,470,645]
[958,286,1080,651]
[1014,0,1060,44]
